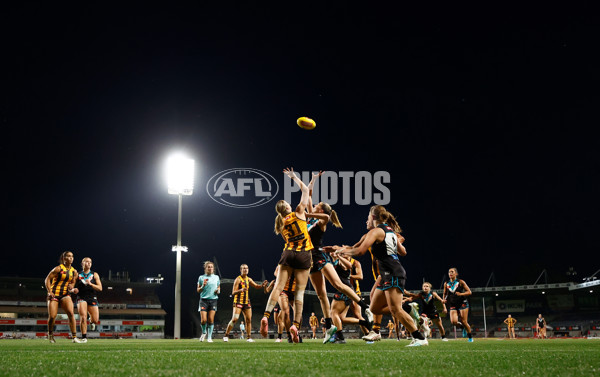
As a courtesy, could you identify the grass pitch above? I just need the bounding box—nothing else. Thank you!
[1,338,599,377]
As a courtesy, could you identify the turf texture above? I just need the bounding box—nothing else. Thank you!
[0,338,599,376]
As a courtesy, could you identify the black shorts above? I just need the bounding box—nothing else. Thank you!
[310,249,331,273]
[376,275,406,292]
[279,249,312,270]
[446,299,469,311]
[333,292,352,307]
[77,296,99,307]
[273,303,280,313]
[422,310,439,320]
[199,298,217,312]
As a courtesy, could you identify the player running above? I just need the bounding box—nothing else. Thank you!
[223,264,267,342]
[74,257,102,342]
[409,282,448,341]
[327,205,428,347]
[328,253,373,344]
[45,251,82,343]
[197,261,220,342]
[305,171,373,343]
[442,267,473,342]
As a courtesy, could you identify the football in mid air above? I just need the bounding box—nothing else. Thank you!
[297,117,316,130]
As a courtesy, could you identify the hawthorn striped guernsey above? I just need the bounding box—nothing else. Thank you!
[233,275,250,305]
[350,257,361,294]
[282,212,314,252]
[368,248,380,280]
[50,264,77,296]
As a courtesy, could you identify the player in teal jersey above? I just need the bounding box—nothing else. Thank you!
[197,261,221,342]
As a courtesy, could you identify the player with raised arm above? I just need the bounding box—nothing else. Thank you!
[327,205,428,347]
[305,171,373,343]
[259,168,314,343]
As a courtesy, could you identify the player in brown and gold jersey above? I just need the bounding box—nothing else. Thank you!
[44,251,82,343]
[260,168,313,343]
[266,265,297,342]
[504,314,517,339]
[223,264,267,342]
[309,312,319,339]
[386,319,397,339]
[347,257,370,335]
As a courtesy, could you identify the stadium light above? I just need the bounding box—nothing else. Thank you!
[166,153,195,339]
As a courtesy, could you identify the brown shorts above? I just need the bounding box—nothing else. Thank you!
[48,293,73,302]
[278,249,312,270]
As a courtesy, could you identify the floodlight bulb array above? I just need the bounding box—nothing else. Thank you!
[167,155,195,195]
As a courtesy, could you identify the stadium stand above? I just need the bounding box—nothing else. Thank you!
[3,273,598,339]
[191,277,599,340]
[0,276,165,339]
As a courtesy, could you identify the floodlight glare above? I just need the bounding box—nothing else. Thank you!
[167,155,195,195]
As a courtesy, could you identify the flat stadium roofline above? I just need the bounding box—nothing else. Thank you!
[470,282,574,293]
[569,279,600,291]
[218,278,596,293]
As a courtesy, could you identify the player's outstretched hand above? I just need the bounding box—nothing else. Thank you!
[322,246,338,254]
[283,168,296,179]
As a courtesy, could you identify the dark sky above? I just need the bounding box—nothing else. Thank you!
[2,3,599,334]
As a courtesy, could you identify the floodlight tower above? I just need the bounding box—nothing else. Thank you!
[166,154,195,339]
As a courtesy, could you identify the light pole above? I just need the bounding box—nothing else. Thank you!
[166,154,195,339]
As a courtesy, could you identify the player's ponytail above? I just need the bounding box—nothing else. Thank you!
[370,205,402,233]
[321,202,342,229]
[274,200,288,235]
[274,214,284,235]
[329,209,342,229]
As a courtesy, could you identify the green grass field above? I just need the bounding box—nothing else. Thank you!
[1,338,599,377]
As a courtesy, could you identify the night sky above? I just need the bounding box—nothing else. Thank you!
[2,3,599,335]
